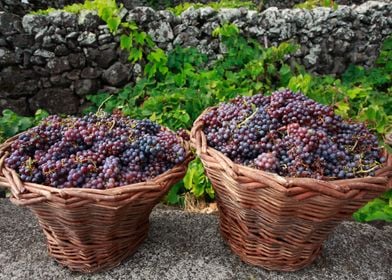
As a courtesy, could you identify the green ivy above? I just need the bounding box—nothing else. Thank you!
[31,0,155,63]
[168,0,256,15]
[294,0,338,9]
[0,109,49,143]
[353,190,392,222]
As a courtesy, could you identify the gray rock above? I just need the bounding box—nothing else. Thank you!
[355,1,389,14]
[118,7,129,21]
[0,97,29,115]
[81,67,102,79]
[66,69,81,80]
[42,36,54,49]
[34,26,48,42]
[48,11,77,28]
[11,34,34,48]
[199,7,217,20]
[127,7,158,24]
[40,77,52,88]
[22,14,48,34]
[147,21,174,43]
[30,88,79,114]
[46,57,71,74]
[65,31,79,40]
[102,62,131,86]
[173,24,188,36]
[304,44,322,67]
[32,66,50,76]
[0,12,22,35]
[0,48,16,66]
[181,7,200,25]
[0,38,7,47]
[78,10,101,30]
[0,67,38,97]
[98,33,112,45]
[247,25,265,37]
[74,79,100,96]
[173,26,200,46]
[29,55,46,66]
[52,34,66,44]
[68,53,86,69]
[77,32,97,46]
[66,40,79,51]
[334,39,351,55]
[133,63,142,76]
[49,74,72,87]
[54,44,70,56]
[14,79,39,96]
[218,8,242,23]
[200,22,220,35]
[33,49,55,59]
[95,48,117,69]
[173,32,199,47]
[335,27,356,41]
[157,10,176,23]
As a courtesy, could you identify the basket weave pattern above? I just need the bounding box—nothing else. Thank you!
[0,135,192,273]
[191,108,392,271]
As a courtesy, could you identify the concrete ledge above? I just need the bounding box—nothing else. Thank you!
[0,199,391,279]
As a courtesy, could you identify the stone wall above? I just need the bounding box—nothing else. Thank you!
[0,1,391,116]
[2,0,388,15]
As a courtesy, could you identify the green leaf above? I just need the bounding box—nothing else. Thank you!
[107,17,121,33]
[335,101,350,118]
[279,64,293,86]
[100,7,112,22]
[134,31,147,45]
[165,183,182,205]
[120,34,132,50]
[128,48,143,62]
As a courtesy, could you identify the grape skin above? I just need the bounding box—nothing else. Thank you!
[5,113,186,189]
[201,90,384,179]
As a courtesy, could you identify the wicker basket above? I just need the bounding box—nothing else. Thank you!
[0,134,192,273]
[191,107,392,271]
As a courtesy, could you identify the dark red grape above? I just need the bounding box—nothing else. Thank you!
[4,113,186,189]
[201,89,383,179]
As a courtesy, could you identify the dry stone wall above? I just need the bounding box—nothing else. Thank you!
[0,1,391,115]
[1,0,389,15]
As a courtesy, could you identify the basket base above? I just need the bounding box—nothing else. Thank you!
[221,227,322,271]
[42,221,149,273]
[219,219,323,272]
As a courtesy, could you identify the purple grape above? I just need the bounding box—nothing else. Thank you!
[201,90,383,179]
[4,113,186,189]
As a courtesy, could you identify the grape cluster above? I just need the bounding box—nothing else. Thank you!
[201,89,385,179]
[5,113,186,189]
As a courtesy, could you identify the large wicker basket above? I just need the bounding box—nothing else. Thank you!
[191,108,392,271]
[0,134,192,273]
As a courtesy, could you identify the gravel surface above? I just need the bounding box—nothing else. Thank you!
[0,199,391,280]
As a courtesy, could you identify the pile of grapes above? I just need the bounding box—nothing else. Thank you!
[4,113,186,189]
[201,89,385,179]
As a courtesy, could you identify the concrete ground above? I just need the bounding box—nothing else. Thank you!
[0,199,391,280]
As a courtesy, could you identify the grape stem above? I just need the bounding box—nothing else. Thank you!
[237,104,257,128]
[356,164,380,174]
[350,140,359,152]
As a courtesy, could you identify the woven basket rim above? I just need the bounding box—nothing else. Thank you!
[191,106,392,199]
[0,128,193,202]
